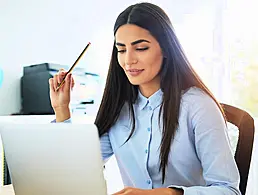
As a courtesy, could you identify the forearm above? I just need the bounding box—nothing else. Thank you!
[149,188,183,195]
[112,187,183,195]
[54,106,71,122]
[166,188,183,195]
[168,185,240,195]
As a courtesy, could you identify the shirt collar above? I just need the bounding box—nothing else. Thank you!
[136,89,163,110]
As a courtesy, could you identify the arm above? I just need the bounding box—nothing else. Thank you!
[168,92,241,195]
[112,187,183,195]
[100,132,114,163]
[49,69,74,122]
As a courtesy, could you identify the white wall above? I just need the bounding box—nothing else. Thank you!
[0,0,223,115]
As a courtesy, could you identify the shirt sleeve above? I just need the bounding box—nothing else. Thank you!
[100,132,114,163]
[51,118,72,123]
[168,92,241,195]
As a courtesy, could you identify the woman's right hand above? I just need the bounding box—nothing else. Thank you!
[49,69,75,122]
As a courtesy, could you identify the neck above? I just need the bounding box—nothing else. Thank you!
[139,83,160,98]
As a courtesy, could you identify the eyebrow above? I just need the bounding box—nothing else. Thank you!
[116,39,151,46]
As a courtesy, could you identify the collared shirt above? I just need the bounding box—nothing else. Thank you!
[99,87,240,195]
[60,87,241,195]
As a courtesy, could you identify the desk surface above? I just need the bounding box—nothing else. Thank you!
[0,185,14,195]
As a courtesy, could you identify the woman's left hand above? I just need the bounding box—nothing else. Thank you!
[112,187,182,195]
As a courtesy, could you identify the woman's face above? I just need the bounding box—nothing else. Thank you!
[115,24,163,92]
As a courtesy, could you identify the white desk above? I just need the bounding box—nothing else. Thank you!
[0,185,13,195]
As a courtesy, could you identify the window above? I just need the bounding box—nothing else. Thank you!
[223,0,258,117]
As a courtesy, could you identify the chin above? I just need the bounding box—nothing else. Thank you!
[127,79,142,86]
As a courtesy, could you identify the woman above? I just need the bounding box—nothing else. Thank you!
[49,3,241,195]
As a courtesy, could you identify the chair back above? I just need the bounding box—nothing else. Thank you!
[221,104,255,195]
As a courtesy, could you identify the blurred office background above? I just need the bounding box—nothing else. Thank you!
[0,0,257,194]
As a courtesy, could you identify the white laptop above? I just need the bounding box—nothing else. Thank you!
[0,123,107,195]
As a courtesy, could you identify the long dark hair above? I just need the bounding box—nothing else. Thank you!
[95,2,226,183]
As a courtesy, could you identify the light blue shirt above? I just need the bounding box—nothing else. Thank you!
[61,87,241,195]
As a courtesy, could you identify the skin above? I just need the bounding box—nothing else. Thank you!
[49,24,183,195]
[48,68,74,122]
[115,24,163,98]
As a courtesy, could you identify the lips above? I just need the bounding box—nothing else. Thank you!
[128,69,144,72]
[126,69,144,76]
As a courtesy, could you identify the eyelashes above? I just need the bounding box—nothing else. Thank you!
[117,50,126,53]
[117,47,149,53]
[136,47,149,51]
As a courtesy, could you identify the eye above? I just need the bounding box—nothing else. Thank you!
[136,47,149,51]
[117,50,126,53]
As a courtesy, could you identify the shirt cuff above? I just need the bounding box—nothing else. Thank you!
[168,185,214,195]
[168,185,187,194]
[51,118,72,123]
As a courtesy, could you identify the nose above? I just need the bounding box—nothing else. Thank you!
[125,50,138,66]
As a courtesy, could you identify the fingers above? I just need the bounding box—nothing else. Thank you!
[58,69,66,85]
[59,68,65,72]
[112,187,129,195]
[55,69,67,91]
[53,74,59,90]
[63,73,72,93]
[50,69,75,92]
[49,78,55,92]
[71,76,75,89]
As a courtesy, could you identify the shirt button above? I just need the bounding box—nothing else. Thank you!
[149,107,152,111]
[147,127,151,132]
[147,179,151,184]
[145,149,148,154]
